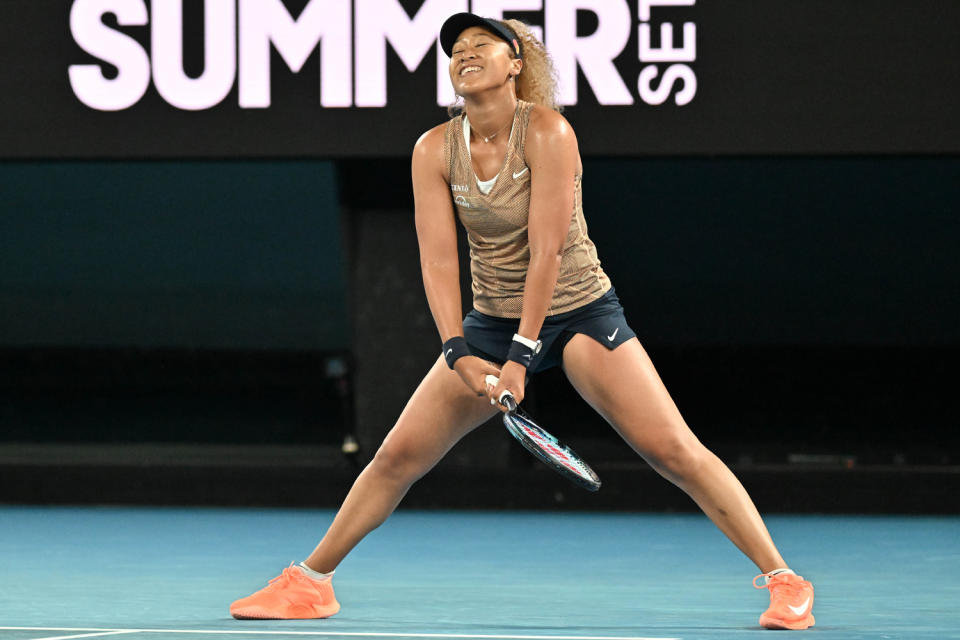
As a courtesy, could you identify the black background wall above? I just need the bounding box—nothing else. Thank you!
[2,155,957,509]
[1,0,958,509]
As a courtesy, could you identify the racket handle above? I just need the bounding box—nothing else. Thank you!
[484,374,517,410]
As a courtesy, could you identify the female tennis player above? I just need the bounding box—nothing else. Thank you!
[230,13,815,630]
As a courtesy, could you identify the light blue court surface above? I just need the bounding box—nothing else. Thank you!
[1,508,958,640]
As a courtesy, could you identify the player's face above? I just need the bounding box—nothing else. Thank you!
[448,27,520,95]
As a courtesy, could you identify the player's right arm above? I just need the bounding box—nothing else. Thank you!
[411,125,500,395]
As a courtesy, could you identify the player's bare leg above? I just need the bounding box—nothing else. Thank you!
[304,356,499,573]
[561,335,787,573]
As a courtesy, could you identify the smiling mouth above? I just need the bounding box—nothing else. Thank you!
[460,66,483,76]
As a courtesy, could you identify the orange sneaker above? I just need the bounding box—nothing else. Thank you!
[230,564,340,620]
[753,572,815,630]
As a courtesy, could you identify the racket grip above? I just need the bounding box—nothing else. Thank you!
[484,374,517,410]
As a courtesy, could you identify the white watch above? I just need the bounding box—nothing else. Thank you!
[512,333,542,353]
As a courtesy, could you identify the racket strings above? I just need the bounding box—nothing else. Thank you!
[509,415,593,477]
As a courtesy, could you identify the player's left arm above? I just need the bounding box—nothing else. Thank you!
[492,107,578,407]
[519,107,578,341]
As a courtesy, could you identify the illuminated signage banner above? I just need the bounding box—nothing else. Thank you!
[3,0,958,158]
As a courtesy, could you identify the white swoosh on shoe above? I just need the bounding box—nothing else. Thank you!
[788,598,811,616]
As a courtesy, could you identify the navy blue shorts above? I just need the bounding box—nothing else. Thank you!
[462,288,637,374]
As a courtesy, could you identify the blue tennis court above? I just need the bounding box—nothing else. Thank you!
[2,507,958,640]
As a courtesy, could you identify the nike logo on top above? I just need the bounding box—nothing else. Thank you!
[788,598,811,616]
[512,167,529,180]
[445,349,453,357]
[607,328,619,342]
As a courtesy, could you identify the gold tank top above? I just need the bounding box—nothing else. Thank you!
[444,100,611,318]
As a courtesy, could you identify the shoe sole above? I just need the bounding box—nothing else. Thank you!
[759,613,815,630]
[231,602,341,620]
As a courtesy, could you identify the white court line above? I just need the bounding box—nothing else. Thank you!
[31,632,140,640]
[0,628,679,640]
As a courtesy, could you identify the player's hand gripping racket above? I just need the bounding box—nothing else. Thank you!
[485,375,601,492]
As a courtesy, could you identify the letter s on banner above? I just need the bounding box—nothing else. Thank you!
[68,0,151,111]
[638,63,696,106]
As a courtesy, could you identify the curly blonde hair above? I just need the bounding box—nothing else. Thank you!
[448,18,561,116]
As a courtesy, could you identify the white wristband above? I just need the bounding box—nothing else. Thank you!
[511,333,539,350]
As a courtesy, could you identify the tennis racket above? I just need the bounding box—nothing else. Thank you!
[485,375,601,492]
